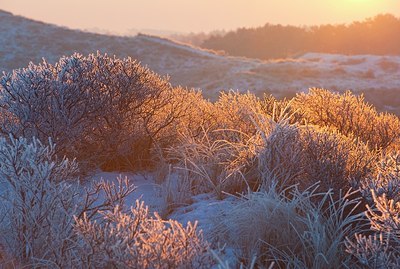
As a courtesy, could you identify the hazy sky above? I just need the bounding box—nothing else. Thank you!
[1,0,399,33]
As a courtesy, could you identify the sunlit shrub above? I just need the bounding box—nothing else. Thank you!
[166,91,267,198]
[75,201,212,268]
[170,101,375,197]
[346,152,400,267]
[168,127,252,198]
[260,94,299,123]
[346,191,400,268]
[253,116,374,193]
[212,91,263,136]
[294,88,400,150]
[151,87,213,161]
[300,127,374,192]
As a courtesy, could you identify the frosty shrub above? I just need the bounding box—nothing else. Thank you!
[346,191,400,268]
[359,152,400,204]
[346,152,400,268]
[212,91,263,136]
[300,126,374,193]
[166,92,292,198]
[0,135,210,267]
[0,135,79,266]
[75,201,212,269]
[260,94,300,124]
[0,52,184,171]
[366,191,400,238]
[143,86,209,168]
[169,101,374,197]
[294,88,400,150]
[0,136,135,267]
[168,87,214,138]
[176,91,266,145]
[252,118,306,190]
[214,186,363,268]
[253,116,373,193]
[346,233,400,268]
[169,127,253,198]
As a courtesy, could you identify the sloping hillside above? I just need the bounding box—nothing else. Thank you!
[1,10,400,110]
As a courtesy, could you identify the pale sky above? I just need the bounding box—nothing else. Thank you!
[1,0,399,34]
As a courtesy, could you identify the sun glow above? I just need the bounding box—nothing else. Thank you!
[347,0,380,8]
[327,0,389,23]
[0,0,399,33]
[350,0,376,9]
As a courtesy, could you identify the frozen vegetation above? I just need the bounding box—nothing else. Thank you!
[0,52,400,268]
[1,8,400,269]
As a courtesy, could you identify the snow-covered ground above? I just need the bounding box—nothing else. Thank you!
[89,171,231,239]
[1,9,400,105]
[89,171,237,265]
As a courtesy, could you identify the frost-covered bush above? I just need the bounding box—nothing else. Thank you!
[0,136,210,267]
[0,136,79,265]
[212,91,263,136]
[300,127,374,193]
[173,91,266,146]
[252,117,373,193]
[169,127,252,198]
[75,201,212,269]
[261,94,300,124]
[170,105,374,197]
[346,152,400,268]
[167,95,300,198]
[0,52,183,171]
[253,118,305,190]
[0,136,135,267]
[171,88,216,140]
[359,153,400,204]
[139,86,206,167]
[346,233,400,268]
[214,186,363,268]
[366,191,400,239]
[346,191,400,268]
[294,88,400,150]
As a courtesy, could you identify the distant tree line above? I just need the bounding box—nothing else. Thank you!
[201,14,400,59]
